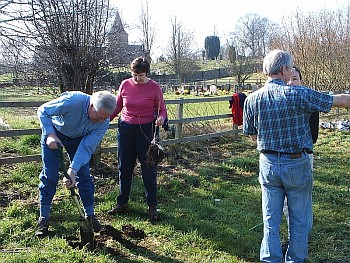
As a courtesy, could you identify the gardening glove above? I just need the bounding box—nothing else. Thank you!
[46,133,62,149]
[63,167,77,189]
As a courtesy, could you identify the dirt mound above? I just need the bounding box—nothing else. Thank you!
[67,223,146,253]
[121,224,146,239]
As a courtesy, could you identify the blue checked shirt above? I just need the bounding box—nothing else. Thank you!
[243,79,333,153]
[37,91,110,171]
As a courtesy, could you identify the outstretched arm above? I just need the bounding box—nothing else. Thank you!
[332,94,350,107]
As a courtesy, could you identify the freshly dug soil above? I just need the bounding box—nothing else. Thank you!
[67,223,146,253]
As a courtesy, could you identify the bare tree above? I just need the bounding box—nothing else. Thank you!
[0,0,34,78]
[226,13,273,84]
[28,0,111,94]
[137,0,155,62]
[165,16,198,82]
[232,13,273,57]
[226,44,260,85]
[0,0,30,42]
[271,6,350,91]
[0,37,32,80]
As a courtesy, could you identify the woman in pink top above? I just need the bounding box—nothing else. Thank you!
[108,57,167,223]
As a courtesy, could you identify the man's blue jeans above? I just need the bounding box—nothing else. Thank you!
[116,120,157,207]
[283,153,314,239]
[259,151,312,263]
[39,131,94,218]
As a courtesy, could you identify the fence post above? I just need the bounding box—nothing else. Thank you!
[90,142,101,167]
[233,124,238,139]
[175,97,184,139]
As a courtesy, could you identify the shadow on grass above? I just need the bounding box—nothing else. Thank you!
[38,216,183,263]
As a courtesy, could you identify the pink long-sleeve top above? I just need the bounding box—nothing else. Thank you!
[110,78,167,124]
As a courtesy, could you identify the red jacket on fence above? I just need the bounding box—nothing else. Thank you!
[229,92,247,126]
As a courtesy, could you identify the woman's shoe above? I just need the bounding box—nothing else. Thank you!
[107,204,128,215]
[149,205,159,224]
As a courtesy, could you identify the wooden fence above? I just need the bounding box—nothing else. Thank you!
[0,96,241,165]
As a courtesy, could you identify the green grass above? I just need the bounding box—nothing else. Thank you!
[0,134,41,156]
[0,128,349,262]
[0,86,58,102]
[0,92,350,262]
[0,73,13,82]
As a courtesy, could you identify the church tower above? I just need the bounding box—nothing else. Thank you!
[107,10,145,66]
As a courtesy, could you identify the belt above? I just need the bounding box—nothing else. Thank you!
[260,149,312,159]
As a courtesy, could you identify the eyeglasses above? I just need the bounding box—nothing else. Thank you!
[93,106,107,122]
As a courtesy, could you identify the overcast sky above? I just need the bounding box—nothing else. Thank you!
[110,0,350,57]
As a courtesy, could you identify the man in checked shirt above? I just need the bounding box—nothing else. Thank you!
[243,49,350,263]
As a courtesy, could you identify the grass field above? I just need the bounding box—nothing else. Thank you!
[0,111,349,262]
[0,88,349,262]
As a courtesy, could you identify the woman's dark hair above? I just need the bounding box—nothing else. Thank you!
[130,57,150,74]
[292,66,302,80]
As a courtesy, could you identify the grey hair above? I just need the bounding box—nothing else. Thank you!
[263,49,293,75]
[90,91,116,115]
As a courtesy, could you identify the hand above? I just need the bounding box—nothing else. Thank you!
[155,116,164,126]
[46,134,62,149]
[63,167,77,188]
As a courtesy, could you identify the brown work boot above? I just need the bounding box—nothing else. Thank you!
[107,204,128,215]
[149,205,159,224]
[35,216,49,238]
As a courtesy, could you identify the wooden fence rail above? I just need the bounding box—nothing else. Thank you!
[0,96,240,165]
